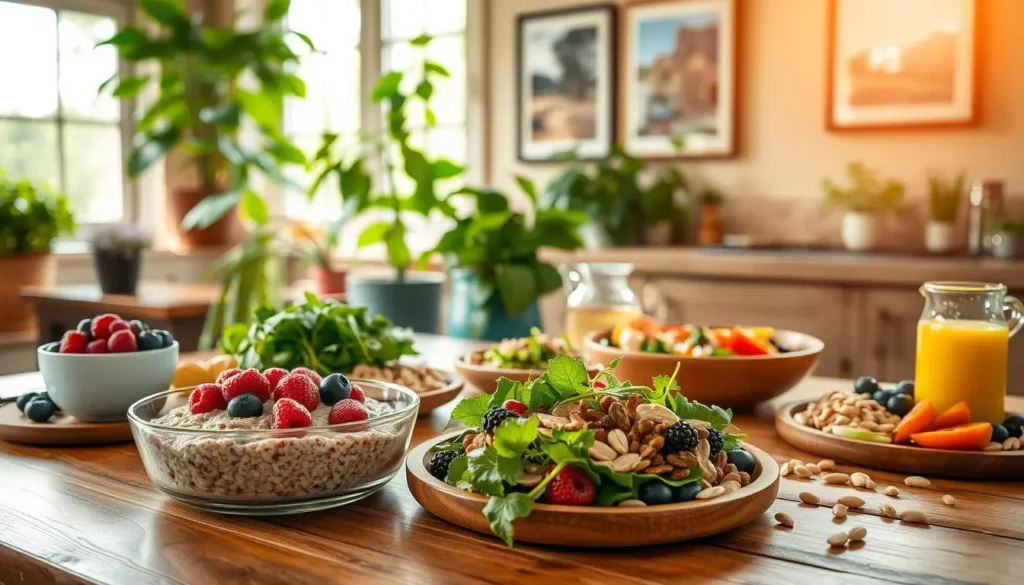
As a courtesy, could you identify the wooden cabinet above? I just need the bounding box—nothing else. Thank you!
[858,289,923,383]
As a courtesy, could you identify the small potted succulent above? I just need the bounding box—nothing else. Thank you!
[822,162,905,252]
[993,216,1024,260]
[697,187,725,246]
[90,223,151,295]
[925,170,965,253]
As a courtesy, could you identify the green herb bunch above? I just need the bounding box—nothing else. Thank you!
[0,169,75,257]
[927,170,966,223]
[821,162,905,215]
[437,355,745,546]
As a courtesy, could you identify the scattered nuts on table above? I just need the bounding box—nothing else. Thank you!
[823,472,851,485]
[847,526,868,542]
[904,476,932,489]
[780,462,792,476]
[794,464,812,478]
[837,495,865,509]
[899,509,929,524]
[884,486,900,497]
[833,504,848,518]
[775,512,795,528]
[942,495,957,507]
[799,492,820,505]
[985,442,1004,451]
[827,532,850,548]
[805,463,821,475]
[850,472,871,488]
[350,364,448,393]
[818,459,836,471]
[879,503,898,518]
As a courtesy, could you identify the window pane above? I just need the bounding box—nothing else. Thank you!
[58,11,119,122]
[427,126,465,165]
[326,48,361,132]
[0,2,58,118]
[383,0,424,41]
[63,124,123,222]
[425,0,465,35]
[287,53,329,134]
[323,0,360,51]
[0,119,59,186]
[285,133,342,220]
[427,35,465,125]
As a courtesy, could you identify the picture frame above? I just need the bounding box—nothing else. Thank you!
[826,0,979,131]
[619,0,737,160]
[516,4,617,162]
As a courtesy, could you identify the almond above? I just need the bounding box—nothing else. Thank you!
[827,532,849,547]
[799,491,820,505]
[611,453,641,473]
[847,526,867,542]
[942,494,957,507]
[899,509,929,524]
[805,463,821,475]
[822,472,851,485]
[607,429,629,454]
[850,472,871,488]
[781,462,792,476]
[696,486,726,500]
[774,512,794,527]
[884,486,900,497]
[817,459,836,471]
[635,403,679,425]
[794,465,812,478]
[879,503,898,518]
[985,441,1003,451]
[618,499,646,507]
[721,480,741,493]
[837,495,865,509]
[588,441,617,462]
[904,476,931,489]
[832,504,848,517]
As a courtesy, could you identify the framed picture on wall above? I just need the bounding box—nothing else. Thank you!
[516,4,616,162]
[827,0,978,130]
[620,0,737,159]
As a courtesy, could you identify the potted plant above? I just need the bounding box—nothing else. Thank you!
[993,216,1024,260]
[308,35,461,332]
[99,0,310,248]
[286,221,346,295]
[431,181,587,340]
[925,170,965,253]
[640,167,689,247]
[821,162,905,251]
[0,169,75,332]
[697,187,725,246]
[90,223,152,295]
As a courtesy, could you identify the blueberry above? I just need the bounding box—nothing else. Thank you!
[15,392,40,413]
[638,481,673,506]
[129,319,148,334]
[1005,424,1023,439]
[25,398,56,422]
[40,342,60,353]
[854,376,879,395]
[896,380,915,396]
[672,482,702,503]
[137,331,163,351]
[726,449,756,475]
[1003,414,1024,428]
[872,389,894,406]
[152,329,174,348]
[886,394,915,417]
[992,424,1010,444]
[227,394,264,418]
[319,373,351,405]
[76,318,93,340]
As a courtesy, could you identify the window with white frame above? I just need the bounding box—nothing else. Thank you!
[0,0,129,225]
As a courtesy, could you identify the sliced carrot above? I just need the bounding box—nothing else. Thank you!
[928,401,972,431]
[892,400,935,444]
[911,422,993,451]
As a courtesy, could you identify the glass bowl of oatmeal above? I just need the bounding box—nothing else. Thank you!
[127,379,419,515]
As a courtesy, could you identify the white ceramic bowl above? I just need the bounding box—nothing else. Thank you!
[37,342,179,422]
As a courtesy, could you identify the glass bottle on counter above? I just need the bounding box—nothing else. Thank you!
[560,263,643,348]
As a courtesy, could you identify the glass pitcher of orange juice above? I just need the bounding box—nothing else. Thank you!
[915,282,1024,423]
[560,263,643,348]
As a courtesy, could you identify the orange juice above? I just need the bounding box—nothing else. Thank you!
[915,319,1008,424]
[565,306,642,349]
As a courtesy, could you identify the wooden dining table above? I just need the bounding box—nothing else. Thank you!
[1,333,1021,584]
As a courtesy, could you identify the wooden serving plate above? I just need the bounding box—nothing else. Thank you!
[776,401,1024,480]
[415,371,465,414]
[453,355,600,394]
[407,431,780,547]
[0,402,133,446]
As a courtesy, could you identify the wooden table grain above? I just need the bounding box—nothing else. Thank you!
[1,334,1021,585]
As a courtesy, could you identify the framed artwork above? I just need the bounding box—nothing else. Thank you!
[620,0,737,159]
[827,0,978,130]
[516,4,616,162]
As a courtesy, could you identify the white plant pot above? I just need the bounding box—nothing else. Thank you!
[841,212,881,251]
[925,221,956,253]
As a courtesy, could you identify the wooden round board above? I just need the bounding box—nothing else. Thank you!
[776,401,1024,480]
[406,431,780,547]
[0,402,133,446]
[416,371,465,414]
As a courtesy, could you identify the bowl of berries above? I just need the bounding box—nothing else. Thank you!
[37,313,178,422]
[127,367,419,514]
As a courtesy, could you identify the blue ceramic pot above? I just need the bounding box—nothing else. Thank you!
[446,267,541,341]
[345,272,444,333]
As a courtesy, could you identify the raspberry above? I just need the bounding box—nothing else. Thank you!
[502,399,528,416]
[707,428,724,457]
[108,319,131,335]
[216,368,242,385]
[349,384,365,403]
[665,421,699,453]
[428,449,462,481]
[594,380,607,389]
[86,339,109,354]
[189,383,227,414]
[272,398,313,429]
[328,399,369,426]
[542,465,596,506]
[262,367,289,392]
[90,313,121,341]
[221,368,271,403]
[274,373,319,410]
[482,407,516,434]
[58,330,89,354]
[290,367,322,386]
[108,329,138,353]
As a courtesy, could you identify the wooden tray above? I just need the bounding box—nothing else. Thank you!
[416,372,465,414]
[776,401,1024,480]
[0,402,133,446]
[407,431,780,547]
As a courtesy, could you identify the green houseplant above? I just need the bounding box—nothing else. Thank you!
[432,180,587,340]
[925,170,966,253]
[697,187,725,246]
[0,169,75,332]
[98,0,310,248]
[821,162,905,251]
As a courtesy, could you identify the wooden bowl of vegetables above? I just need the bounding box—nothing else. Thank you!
[453,331,600,393]
[583,323,824,409]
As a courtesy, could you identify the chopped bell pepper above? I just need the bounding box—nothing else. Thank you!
[729,327,777,356]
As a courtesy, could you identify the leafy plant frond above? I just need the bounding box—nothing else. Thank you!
[821,161,906,215]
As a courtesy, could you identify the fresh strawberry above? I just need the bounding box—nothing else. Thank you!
[290,367,322,386]
[348,384,365,403]
[272,398,313,429]
[108,319,131,335]
[262,367,289,392]
[86,339,109,354]
[90,313,121,341]
[59,330,89,354]
[221,368,271,403]
[108,329,138,353]
[503,399,528,416]
[541,465,596,506]
[274,373,319,410]
[189,383,227,414]
[328,398,369,426]
[215,368,242,385]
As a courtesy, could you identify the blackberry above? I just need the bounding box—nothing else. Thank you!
[482,407,516,433]
[708,428,724,457]
[664,421,699,453]
[428,449,462,481]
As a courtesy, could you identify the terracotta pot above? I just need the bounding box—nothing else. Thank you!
[698,204,723,246]
[167,186,244,249]
[313,267,347,295]
[0,253,54,333]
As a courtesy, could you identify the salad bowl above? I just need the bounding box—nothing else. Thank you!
[453,330,600,392]
[453,355,600,393]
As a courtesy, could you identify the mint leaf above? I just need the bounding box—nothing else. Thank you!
[483,492,534,547]
[489,377,518,408]
[722,433,747,452]
[604,356,623,371]
[670,395,732,430]
[448,394,492,429]
[526,377,560,410]
[493,416,539,458]
[546,355,589,396]
[467,447,523,496]
[445,455,468,486]
[540,429,600,483]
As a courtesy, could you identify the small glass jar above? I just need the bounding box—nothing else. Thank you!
[561,262,643,348]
